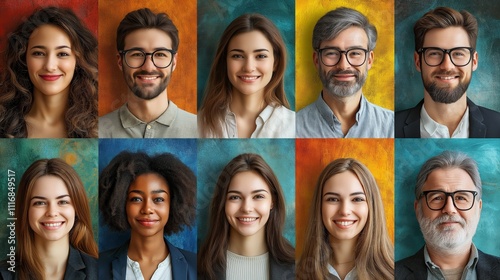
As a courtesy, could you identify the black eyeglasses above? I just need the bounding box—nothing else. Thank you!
[419,190,478,211]
[316,47,369,67]
[418,47,474,67]
[119,48,176,69]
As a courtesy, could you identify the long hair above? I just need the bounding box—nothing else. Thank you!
[297,158,393,280]
[0,6,98,138]
[199,14,289,138]
[15,158,98,280]
[198,153,294,279]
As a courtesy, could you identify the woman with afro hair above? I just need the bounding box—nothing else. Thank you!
[98,151,196,280]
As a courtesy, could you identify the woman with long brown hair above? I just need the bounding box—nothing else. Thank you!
[0,6,98,138]
[198,153,294,279]
[198,14,294,138]
[1,158,98,280]
[297,158,393,280]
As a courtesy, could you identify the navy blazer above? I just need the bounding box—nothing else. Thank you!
[0,246,97,280]
[395,98,500,138]
[99,237,196,280]
[395,246,500,280]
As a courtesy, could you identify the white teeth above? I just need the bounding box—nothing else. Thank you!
[438,76,456,80]
[335,221,354,226]
[43,222,62,227]
[239,217,258,222]
[139,76,158,80]
[240,76,258,81]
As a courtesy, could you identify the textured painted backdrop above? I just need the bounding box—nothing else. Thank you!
[295,138,394,258]
[395,0,500,111]
[0,0,98,79]
[197,0,296,110]
[197,139,296,248]
[0,139,98,257]
[395,139,500,260]
[98,139,197,252]
[98,0,197,116]
[295,0,394,111]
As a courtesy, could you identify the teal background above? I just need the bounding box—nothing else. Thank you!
[197,0,295,110]
[395,0,500,111]
[395,139,500,260]
[197,139,296,248]
[0,139,98,257]
[98,139,198,253]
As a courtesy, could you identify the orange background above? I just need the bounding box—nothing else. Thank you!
[295,138,394,257]
[98,0,197,116]
[295,0,394,111]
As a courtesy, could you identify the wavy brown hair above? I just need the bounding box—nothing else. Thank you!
[198,153,294,279]
[198,14,290,138]
[15,158,98,280]
[297,158,394,280]
[0,6,98,138]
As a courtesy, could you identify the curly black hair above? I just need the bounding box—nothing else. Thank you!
[99,151,196,234]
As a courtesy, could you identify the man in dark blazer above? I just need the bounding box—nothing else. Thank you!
[395,151,500,279]
[395,7,500,138]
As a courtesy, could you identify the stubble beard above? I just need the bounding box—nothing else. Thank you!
[125,69,171,101]
[319,67,367,99]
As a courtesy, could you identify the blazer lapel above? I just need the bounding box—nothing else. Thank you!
[63,247,86,280]
[111,244,128,280]
[403,100,424,137]
[467,98,487,137]
[167,240,187,280]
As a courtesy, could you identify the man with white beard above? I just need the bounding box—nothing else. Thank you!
[396,151,500,279]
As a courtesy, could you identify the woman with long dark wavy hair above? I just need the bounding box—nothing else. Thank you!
[0,6,97,138]
[198,153,295,279]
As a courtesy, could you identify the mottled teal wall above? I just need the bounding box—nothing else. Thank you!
[197,139,296,248]
[98,139,198,252]
[395,0,500,111]
[395,139,500,260]
[197,0,295,109]
[0,139,98,257]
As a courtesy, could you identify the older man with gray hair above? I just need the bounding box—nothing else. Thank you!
[396,151,500,279]
[296,7,393,138]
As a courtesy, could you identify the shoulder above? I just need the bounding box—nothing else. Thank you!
[477,249,500,271]
[98,107,123,137]
[364,98,394,118]
[98,243,128,279]
[395,248,426,279]
[166,242,197,279]
[68,248,98,280]
[270,257,295,280]
[0,260,15,280]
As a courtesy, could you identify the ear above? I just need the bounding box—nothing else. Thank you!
[366,50,374,70]
[414,51,421,72]
[313,50,320,69]
[117,53,123,71]
[171,53,178,72]
[471,51,478,71]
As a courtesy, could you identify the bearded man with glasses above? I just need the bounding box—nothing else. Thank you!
[395,7,500,138]
[396,151,500,279]
[99,8,197,138]
[296,7,394,138]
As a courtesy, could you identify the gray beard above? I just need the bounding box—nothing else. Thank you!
[320,69,366,98]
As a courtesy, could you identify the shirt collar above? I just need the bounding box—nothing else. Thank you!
[225,104,274,122]
[119,101,178,128]
[420,105,470,138]
[424,244,479,272]
[316,92,366,124]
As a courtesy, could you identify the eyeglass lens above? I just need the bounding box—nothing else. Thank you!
[423,48,472,67]
[425,190,476,210]
[124,50,174,68]
[320,48,367,67]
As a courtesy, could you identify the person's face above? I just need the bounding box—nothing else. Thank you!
[126,173,170,238]
[313,26,373,98]
[226,31,275,98]
[322,171,368,243]
[225,171,273,239]
[118,28,177,100]
[415,168,482,251]
[26,24,76,97]
[415,27,478,104]
[28,175,75,243]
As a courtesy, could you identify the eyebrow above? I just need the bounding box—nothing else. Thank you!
[321,45,367,50]
[128,189,169,195]
[323,191,365,197]
[30,45,71,50]
[227,189,269,194]
[228,48,270,53]
[31,194,70,201]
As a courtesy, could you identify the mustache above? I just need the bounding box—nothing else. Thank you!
[133,71,164,78]
[432,214,466,227]
[432,70,461,76]
[327,69,359,77]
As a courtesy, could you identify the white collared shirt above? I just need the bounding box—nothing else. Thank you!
[126,254,172,280]
[420,105,469,138]
[327,264,358,280]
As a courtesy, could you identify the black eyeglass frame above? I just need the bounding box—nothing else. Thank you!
[419,190,478,211]
[119,48,177,69]
[316,47,370,67]
[417,47,475,67]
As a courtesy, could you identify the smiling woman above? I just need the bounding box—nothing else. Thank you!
[0,6,98,138]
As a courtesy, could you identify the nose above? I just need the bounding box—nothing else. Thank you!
[337,53,351,70]
[339,201,352,216]
[141,54,157,72]
[141,199,154,214]
[43,54,58,72]
[243,57,255,73]
[45,203,59,217]
[441,195,457,215]
[241,198,253,213]
[439,52,455,71]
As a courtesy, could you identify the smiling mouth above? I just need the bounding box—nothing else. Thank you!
[238,217,258,222]
[137,219,159,226]
[136,76,159,81]
[334,220,356,228]
[239,76,260,82]
[41,222,64,228]
[39,75,62,81]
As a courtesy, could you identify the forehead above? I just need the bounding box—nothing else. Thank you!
[228,170,271,193]
[124,28,173,50]
[129,173,169,192]
[32,175,69,196]
[322,171,364,195]
[319,26,368,49]
[423,26,471,48]
[228,30,273,50]
[28,24,72,47]
[422,167,476,192]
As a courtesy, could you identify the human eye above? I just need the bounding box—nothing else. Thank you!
[57,52,71,57]
[58,199,71,205]
[128,196,142,202]
[348,49,363,57]
[154,51,170,58]
[426,49,442,57]
[153,197,165,203]
[230,53,244,59]
[32,200,46,206]
[128,51,144,57]
[428,192,444,201]
[323,49,339,57]
[31,51,45,57]
[352,196,366,202]
[227,195,241,200]
[325,196,339,202]
[254,193,266,199]
[256,53,268,59]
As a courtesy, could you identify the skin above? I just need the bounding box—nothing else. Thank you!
[322,171,368,279]
[414,168,482,269]
[126,173,171,280]
[25,24,76,138]
[226,31,275,138]
[313,26,374,135]
[29,175,75,280]
[118,29,177,123]
[225,171,273,256]
[414,27,478,136]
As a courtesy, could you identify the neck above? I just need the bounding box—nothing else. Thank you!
[329,236,357,266]
[423,92,468,136]
[228,228,268,257]
[127,91,169,123]
[229,90,267,119]
[34,236,70,279]
[322,90,362,134]
[27,90,68,123]
[426,243,472,270]
[128,231,169,261]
